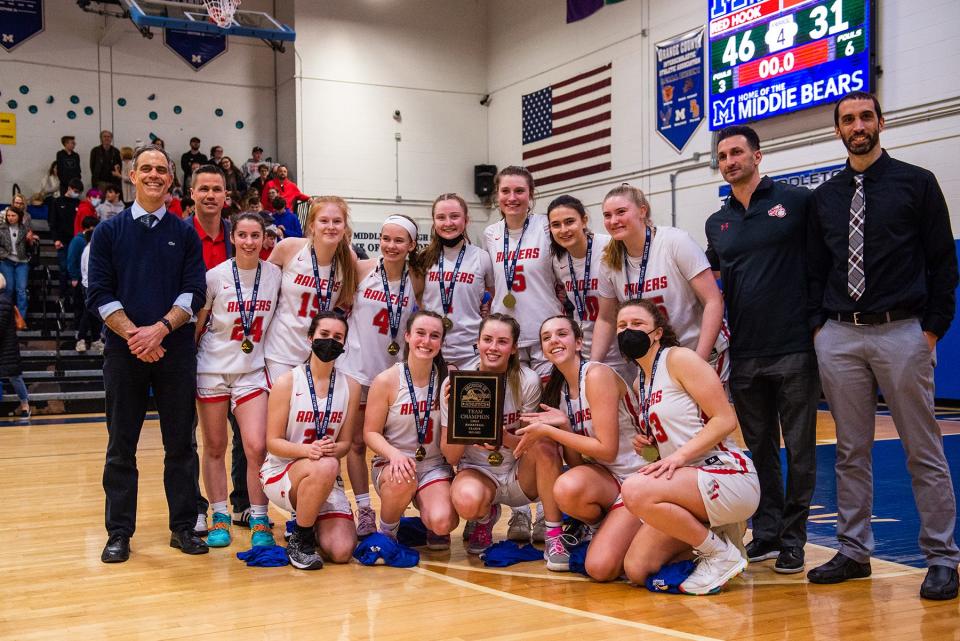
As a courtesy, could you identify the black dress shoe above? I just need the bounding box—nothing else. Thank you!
[170,528,209,555]
[807,551,871,584]
[101,534,130,563]
[920,565,959,600]
[774,546,805,574]
[745,538,780,562]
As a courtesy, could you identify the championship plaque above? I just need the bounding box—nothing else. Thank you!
[446,370,504,446]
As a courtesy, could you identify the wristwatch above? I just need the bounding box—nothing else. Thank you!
[159,318,173,334]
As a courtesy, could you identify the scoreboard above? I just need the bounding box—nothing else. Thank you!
[708,0,872,129]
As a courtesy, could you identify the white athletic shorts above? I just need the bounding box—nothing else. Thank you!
[264,359,298,389]
[459,459,535,508]
[196,370,268,410]
[371,455,454,494]
[260,461,354,520]
[697,467,760,527]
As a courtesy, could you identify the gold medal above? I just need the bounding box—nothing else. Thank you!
[503,293,516,308]
[641,445,660,462]
[488,450,504,466]
[442,316,453,331]
[240,338,254,354]
[415,446,426,462]
[387,341,400,356]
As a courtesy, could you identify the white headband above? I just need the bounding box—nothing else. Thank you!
[382,215,418,242]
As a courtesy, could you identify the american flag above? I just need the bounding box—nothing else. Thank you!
[521,63,612,187]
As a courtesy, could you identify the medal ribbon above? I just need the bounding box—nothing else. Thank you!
[378,258,408,347]
[626,225,652,298]
[437,244,466,317]
[563,358,589,436]
[305,363,337,442]
[502,216,530,296]
[637,346,664,439]
[310,248,337,312]
[231,259,262,344]
[402,364,436,446]
[566,234,594,322]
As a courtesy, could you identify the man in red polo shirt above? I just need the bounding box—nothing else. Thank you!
[259,164,309,211]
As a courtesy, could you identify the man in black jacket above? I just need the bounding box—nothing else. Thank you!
[49,178,83,296]
[90,130,122,191]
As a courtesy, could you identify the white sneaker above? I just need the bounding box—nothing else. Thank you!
[356,506,377,538]
[194,512,208,536]
[91,340,105,353]
[75,339,87,353]
[680,537,748,595]
[507,509,532,542]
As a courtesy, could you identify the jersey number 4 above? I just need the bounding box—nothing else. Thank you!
[231,317,264,342]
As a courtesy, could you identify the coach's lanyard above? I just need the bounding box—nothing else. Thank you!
[563,358,588,436]
[305,363,337,441]
[566,234,593,322]
[626,225,652,298]
[402,364,437,446]
[310,248,337,312]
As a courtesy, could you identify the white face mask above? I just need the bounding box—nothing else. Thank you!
[90,198,102,207]
[68,191,80,199]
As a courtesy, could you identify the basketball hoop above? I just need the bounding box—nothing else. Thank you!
[203,0,240,28]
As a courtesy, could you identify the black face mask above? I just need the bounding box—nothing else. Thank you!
[311,338,344,362]
[618,328,655,361]
[438,234,464,248]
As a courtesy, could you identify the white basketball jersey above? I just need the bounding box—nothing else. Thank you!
[422,243,493,365]
[561,361,645,479]
[197,259,281,374]
[551,233,622,368]
[440,366,541,470]
[484,214,562,347]
[596,226,729,355]
[262,364,351,471]
[373,363,443,464]
[264,242,344,367]
[643,347,754,473]
[338,263,415,386]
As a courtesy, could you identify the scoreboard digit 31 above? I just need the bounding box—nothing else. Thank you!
[708,0,873,129]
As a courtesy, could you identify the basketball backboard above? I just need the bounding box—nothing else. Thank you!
[120,0,295,43]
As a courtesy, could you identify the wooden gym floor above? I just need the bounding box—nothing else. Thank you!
[1,412,958,640]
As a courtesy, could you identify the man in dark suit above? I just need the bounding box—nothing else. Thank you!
[87,145,208,563]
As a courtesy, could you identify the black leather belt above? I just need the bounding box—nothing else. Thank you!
[830,310,914,326]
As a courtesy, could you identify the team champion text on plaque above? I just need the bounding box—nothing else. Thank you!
[446,370,505,447]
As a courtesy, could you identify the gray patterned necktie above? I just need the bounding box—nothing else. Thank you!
[140,214,157,229]
[847,174,865,301]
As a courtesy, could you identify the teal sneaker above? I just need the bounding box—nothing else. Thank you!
[207,512,232,548]
[250,516,276,547]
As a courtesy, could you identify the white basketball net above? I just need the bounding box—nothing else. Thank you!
[203,0,240,28]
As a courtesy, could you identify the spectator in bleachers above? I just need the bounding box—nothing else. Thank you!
[243,195,263,217]
[79,231,103,354]
[50,178,83,294]
[259,164,308,211]
[98,185,125,222]
[0,273,30,419]
[0,205,35,318]
[181,137,207,186]
[243,146,265,184]
[260,224,278,260]
[69,216,100,353]
[219,156,247,196]
[165,191,183,218]
[90,130,122,192]
[74,188,100,235]
[210,145,224,165]
[56,135,81,196]
[181,197,195,219]
[8,193,36,238]
[120,147,136,206]
[269,195,304,239]
[250,163,271,195]
[40,161,60,208]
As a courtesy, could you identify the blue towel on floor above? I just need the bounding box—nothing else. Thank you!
[353,533,420,567]
[645,560,696,594]
[236,545,289,567]
[481,540,543,567]
[568,540,591,575]
[397,516,428,547]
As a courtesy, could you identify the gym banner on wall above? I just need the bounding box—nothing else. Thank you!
[718,163,845,200]
[164,28,227,71]
[655,28,705,154]
[0,0,44,52]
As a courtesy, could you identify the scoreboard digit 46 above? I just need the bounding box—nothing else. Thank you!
[708,0,872,129]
